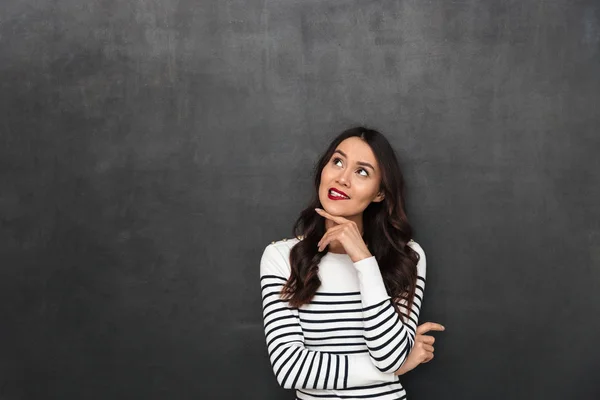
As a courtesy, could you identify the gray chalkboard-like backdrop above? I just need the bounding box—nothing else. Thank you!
[1,0,599,399]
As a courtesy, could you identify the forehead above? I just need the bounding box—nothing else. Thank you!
[335,137,378,164]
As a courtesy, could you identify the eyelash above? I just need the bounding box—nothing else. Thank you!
[332,157,369,177]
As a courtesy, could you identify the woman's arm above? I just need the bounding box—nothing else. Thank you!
[260,244,396,390]
[394,321,444,376]
[353,241,427,373]
[393,243,426,343]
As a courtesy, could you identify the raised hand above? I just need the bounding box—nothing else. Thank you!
[395,322,445,375]
[315,208,372,263]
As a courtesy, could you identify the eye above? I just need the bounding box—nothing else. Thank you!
[332,157,369,177]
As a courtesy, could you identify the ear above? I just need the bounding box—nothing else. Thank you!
[373,191,385,203]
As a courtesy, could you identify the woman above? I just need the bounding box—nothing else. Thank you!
[260,127,444,399]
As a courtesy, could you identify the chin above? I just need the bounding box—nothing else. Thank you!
[319,190,354,216]
[322,201,352,216]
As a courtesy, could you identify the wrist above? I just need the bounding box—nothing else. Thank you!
[350,251,373,263]
[395,360,414,376]
[352,255,390,306]
[395,364,407,376]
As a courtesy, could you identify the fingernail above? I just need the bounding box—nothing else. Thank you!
[315,208,322,212]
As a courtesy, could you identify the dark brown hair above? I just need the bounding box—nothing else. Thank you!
[281,127,420,318]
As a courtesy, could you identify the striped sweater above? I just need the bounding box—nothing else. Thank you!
[260,237,426,400]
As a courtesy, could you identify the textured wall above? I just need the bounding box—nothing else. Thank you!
[1,0,599,399]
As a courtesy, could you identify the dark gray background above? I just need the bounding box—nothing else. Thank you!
[1,0,599,399]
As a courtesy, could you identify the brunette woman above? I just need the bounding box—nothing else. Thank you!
[260,127,444,399]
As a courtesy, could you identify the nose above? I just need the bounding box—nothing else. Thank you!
[337,168,351,187]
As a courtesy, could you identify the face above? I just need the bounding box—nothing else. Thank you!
[318,137,385,219]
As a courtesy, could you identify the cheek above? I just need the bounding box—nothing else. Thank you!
[356,183,380,202]
[320,167,332,184]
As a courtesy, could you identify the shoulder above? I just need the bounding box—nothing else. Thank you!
[407,239,425,258]
[259,236,302,278]
[268,235,303,247]
[407,239,426,278]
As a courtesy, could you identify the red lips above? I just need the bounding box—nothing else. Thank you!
[328,187,350,200]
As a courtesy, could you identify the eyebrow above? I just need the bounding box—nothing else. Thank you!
[334,150,376,171]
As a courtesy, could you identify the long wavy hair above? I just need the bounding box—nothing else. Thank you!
[281,127,420,319]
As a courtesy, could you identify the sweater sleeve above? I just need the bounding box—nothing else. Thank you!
[260,244,396,390]
[353,241,427,373]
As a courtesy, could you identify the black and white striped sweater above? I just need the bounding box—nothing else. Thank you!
[260,237,426,400]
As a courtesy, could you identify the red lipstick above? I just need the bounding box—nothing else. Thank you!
[328,188,350,200]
